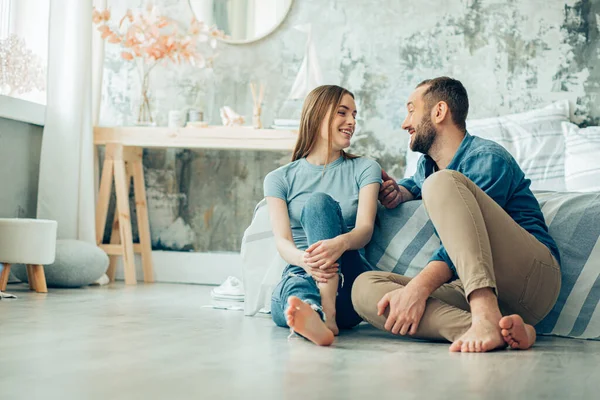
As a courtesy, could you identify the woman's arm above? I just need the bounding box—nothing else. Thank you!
[266,197,338,282]
[304,182,380,269]
[338,182,380,250]
[266,197,305,267]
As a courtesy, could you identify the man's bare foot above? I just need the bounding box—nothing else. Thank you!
[321,302,339,336]
[286,296,334,346]
[499,314,536,350]
[449,314,506,353]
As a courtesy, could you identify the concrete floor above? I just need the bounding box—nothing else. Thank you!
[1,283,599,400]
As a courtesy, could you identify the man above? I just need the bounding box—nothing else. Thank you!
[351,77,561,353]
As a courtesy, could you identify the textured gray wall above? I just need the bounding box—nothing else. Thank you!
[100,0,600,252]
[0,117,42,219]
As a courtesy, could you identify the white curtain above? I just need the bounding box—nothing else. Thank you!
[37,0,104,243]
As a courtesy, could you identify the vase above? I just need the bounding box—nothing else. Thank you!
[134,63,157,126]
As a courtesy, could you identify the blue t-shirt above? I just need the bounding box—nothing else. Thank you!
[399,132,561,277]
[264,156,382,250]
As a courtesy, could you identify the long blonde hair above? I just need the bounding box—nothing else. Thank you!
[292,85,358,163]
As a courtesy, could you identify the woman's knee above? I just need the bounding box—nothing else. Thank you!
[302,192,338,217]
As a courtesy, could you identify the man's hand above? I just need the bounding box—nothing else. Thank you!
[377,284,429,335]
[379,170,403,209]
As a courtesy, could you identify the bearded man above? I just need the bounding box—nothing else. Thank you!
[351,77,561,353]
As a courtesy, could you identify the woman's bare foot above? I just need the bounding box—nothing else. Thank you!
[449,314,506,353]
[325,318,339,336]
[499,314,536,350]
[321,302,340,336]
[286,296,334,346]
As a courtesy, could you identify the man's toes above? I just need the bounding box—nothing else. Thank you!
[475,341,482,352]
[501,328,511,337]
[462,342,470,352]
[449,340,463,352]
[499,316,514,330]
[481,340,492,352]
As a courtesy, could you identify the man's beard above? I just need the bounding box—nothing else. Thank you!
[410,116,437,154]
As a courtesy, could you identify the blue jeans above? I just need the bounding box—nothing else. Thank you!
[271,192,371,330]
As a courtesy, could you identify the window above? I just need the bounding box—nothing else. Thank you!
[0,0,49,106]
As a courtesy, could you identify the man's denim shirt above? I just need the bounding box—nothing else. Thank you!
[398,132,561,277]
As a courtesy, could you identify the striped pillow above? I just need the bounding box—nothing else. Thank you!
[562,122,600,192]
[404,101,570,191]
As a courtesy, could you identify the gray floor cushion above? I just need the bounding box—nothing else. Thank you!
[12,239,108,288]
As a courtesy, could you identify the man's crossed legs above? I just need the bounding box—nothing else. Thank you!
[352,170,561,352]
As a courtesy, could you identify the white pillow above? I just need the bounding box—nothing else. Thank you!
[562,122,600,192]
[404,101,570,191]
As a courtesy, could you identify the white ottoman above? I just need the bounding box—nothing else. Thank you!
[0,218,57,293]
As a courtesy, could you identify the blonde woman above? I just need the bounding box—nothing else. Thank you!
[264,85,382,346]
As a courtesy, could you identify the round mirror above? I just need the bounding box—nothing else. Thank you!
[188,0,293,44]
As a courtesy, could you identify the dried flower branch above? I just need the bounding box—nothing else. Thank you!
[92,4,225,68]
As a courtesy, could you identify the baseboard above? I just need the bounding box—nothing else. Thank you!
[113,251,242,285]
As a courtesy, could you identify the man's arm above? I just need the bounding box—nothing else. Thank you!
[408,261,453,294]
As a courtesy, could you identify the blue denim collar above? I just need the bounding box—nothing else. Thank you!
[423,131,472,176]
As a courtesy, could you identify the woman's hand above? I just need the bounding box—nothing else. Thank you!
[302,260,339,283]
[301,237,346,283]
[304,237,347,270]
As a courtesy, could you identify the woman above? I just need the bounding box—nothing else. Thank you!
[264,85,382,346]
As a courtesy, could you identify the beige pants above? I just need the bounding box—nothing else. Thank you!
[352,170,561,342]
